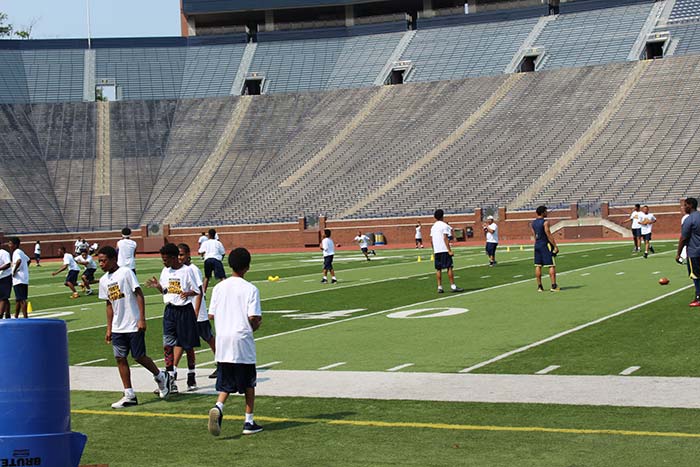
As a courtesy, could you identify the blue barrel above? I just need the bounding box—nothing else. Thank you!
[0,319,87,467]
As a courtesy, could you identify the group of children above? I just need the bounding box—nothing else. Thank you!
[0,237,30,319]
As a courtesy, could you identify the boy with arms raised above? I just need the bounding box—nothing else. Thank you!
[208,248,263,437]
[52,246,82,298]
[97,246,171,408]
[146,243,200,390]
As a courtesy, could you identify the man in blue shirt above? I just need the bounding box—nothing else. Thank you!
[533,206,560,292]
[677,197,700,307]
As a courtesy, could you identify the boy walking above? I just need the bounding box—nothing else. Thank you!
[639,205,657,259]
[52,246,81,298]
[207,248,263,437]
[97,246,171,408]
[8,238,29,319]
[198,229,226,293]
[117,228,137,274]
[430,210,463,294]
[146,243,200,391]
[320,229,337,284]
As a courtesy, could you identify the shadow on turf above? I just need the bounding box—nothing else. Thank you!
[218,412,357,440]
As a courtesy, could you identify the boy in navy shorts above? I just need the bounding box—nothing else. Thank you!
[97,246,171,408]
[52,246,82,299]
[0,246,11,319]
[208,248,263,437]
[146,243,200,392]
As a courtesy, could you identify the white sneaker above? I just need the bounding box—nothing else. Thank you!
[155,372,171,399]
[111,396,138,409]
[86,289,93,295]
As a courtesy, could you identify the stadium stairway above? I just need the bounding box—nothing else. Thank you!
[509,60,650,210]
[94,101,110,197]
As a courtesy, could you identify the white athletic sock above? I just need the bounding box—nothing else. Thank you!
[125,388,136,399]
[332,276,337,280]
[438,286,443,291]
[173,366,178,374]
[188,369,195,374]
[245,413,254,424]
[451,284,457,290]
[216,401,224,411]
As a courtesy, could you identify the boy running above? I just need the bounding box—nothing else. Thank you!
[430,209,463,294]
[207,247,263,437]
[75,249,98,296]
[172,243,217,391]
[97,246,171,408]
[198,229,226,294]
[320,229,337,284]
[146,243,200,392]
[117,228,137,274]
[353,231,375,261]
[8,238,29,319]
[533,206,560,292]
[52,246,81,298]
[0,246,11,319]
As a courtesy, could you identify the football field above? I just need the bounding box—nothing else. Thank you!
[20,240,700,466]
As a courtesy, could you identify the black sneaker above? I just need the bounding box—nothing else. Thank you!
[321,278,328,284]
[208,406,223,436]
[187,373,197,392]
[537,285,544,292]
[242,422,263,435]
[437,288,444,294]
[111,395,138,409]
[451,287,464,293]
[208,369,218,379]
[372,250,376,256]
[170,381,179,395]
[643,252,648,259]
[331,278,337,284]
[650,246,655,254]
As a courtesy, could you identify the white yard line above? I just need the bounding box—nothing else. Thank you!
[459,284,693,373]
[196,360,217,368]
[620,366,641,376]
[318,362,346,371]
[258,361,283,369]
[535,365,560,375]
[74,358,107,366]
[386,363,414,372]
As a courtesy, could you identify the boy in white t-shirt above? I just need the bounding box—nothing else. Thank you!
[415,222,424,249]
[483,215,499,267]
[52,246,82,299]
[8,237,30,319]
[172,243,217,391]
[353,230,376,261]
[75,249,99,296]
[320,229,337,284]
[117,228,138,273]
[207,247,263,437]
[430,210,463,294]
[146,243,200,393]
[639,205,657,259]
[97,246,171,408]
[0,246,12,319]
[622,204,643,253]
[34,241,41,266]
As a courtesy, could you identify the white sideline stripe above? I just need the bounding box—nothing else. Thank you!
[616,272,625,275]
[535,365,560,375]
[196,360,217,368]
[513,275,523,278]
[652,271,661,275]
[74,358,107,366]
[581,273,591,276]
[318,362,346,371]
[480,275,491,279]
[459,284,693,374]
[386,363,414,372]
[258,361,282,369]
[620,366,641,376]
[257,250,650,344]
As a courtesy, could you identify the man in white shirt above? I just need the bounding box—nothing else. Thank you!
[197,232,208,258]
[622,204,643,253]
[52,246,82,299]
[7,237,30,319]
[430,209,463,294]
[198,229,226,294]
[483,215,499,267]
[75,249,99,296]
[415,223,424,249]
[353,231,375,261]
[320,229,337,284]
[639,205,657,259]
[117,228,138,274]
[146,243,200,392]
[0,245,13,319]
[207,247,263,437]
[34,241,41,267]
[97,246,171,408]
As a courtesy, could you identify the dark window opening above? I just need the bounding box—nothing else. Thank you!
[243,79,262,95]
[645,41,665,60]
[387,69,405,85]
[519,55,537,73]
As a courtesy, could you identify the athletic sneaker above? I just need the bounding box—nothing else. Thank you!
[451,287,464,293]
[366,257,371,261]
[187,373,197,392]
[650,246,655,254]
[537,285,544,292]
[643,252,648,259]
[208,406,223,436]
[208,369,218,379]
[111,396,138,409]
[156,372,172,399]
[437,288,444,294]
[372,250,376,256]
[70,292,79,299]
[242,422,263,435]
[86,289,93,296]
[331,278,337,284]
[170,381,179,395]
[550,285,561,292]
[321,278,328,284]
[690,299,700,307]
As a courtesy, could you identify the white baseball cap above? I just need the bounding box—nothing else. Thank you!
[486,215,494,220]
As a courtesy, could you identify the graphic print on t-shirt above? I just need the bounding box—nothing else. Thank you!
[167,278,183,294]
[107,282,126,301]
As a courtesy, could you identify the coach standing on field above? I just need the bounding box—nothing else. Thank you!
[677,197,700,307]
[199,229,226,294]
